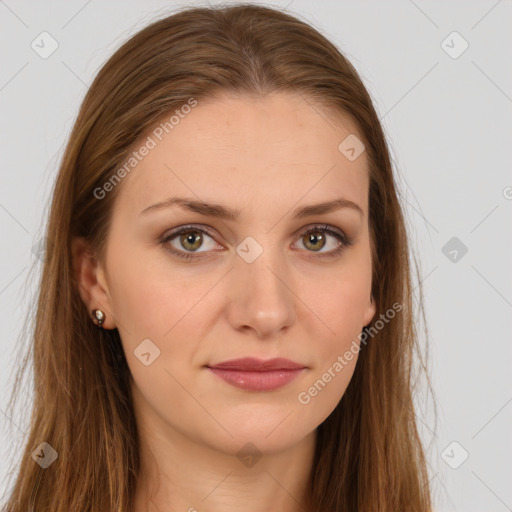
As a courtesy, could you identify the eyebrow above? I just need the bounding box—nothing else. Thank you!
[139,196,363,219]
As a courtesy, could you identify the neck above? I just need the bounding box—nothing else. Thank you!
[132,393,316,512]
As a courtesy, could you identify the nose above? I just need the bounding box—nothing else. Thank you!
[225,248,297,339]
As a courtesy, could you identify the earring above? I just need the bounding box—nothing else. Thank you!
[92,309,106,328]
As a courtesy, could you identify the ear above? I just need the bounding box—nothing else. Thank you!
[71,237,116,329]
[363,294,376,327]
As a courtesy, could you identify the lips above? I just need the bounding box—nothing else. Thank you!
[206,357,307,391]
[208,357,305,371]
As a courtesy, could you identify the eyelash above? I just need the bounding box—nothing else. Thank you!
[159,224,353,261]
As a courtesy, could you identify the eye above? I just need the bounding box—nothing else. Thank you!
[160,223,352,261]
[161,225,219,260]
[292,224,352,257]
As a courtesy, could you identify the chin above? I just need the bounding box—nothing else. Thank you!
[200,415,316,457]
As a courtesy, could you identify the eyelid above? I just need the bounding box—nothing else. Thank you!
[160,222,352,259]
[293,223,350,244]
[161,224,220,246]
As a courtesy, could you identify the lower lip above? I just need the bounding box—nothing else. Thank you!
[207,368,305,391]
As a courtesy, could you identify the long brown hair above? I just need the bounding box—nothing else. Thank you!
[2,4,436,511]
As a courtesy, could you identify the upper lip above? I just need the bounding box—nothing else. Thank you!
[207,357,306,371]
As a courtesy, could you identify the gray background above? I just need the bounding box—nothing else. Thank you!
[1,0,511,510]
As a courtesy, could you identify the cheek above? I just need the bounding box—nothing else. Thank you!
[296,277,366,417]
[307,255,372,337]
[298,254,371,395]
[107,258,166,334]
[107,242,208,336]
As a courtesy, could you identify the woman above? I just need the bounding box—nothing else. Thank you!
[3,4,435,511]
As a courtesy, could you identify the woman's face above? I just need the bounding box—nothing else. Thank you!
[83,92,375,455]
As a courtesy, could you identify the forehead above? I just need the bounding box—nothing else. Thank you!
[115,92,369,218]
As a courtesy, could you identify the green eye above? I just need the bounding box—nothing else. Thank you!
[161,223,352,261]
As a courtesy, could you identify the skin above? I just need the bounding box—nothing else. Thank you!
[73,91,376,512]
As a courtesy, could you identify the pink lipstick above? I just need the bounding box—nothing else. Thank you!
[206,357,306,392]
